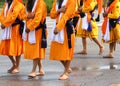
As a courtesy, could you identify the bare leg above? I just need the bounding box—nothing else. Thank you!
[15,55,21,70]
[103,42,115,58]
[92,38,104,55]
[77,37,87,54]
[60,61,65,67]
[60,61,72,73]
[36,59,45,76]
[59,60,71,80]
[28,59,38,77]
[110,42,115,55]
[11,55,21,74]
[8,56,16,73]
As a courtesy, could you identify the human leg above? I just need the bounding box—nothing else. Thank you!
[92,38,104,55]
[59,60,71,80]
[103,42,115,58]
[28,58,39,77]
[60,61,72,73]
[77,37,87,54]
[8,56,16,73]
[11,55,21,73]
[15,55,21,70]
[36,59,45,76]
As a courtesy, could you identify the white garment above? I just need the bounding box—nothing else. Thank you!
[22,0,38,44]
[103,19,110,42]
[2,3,13,40]
[51,0,68,44]
[82,13,88,30]
[118,16,120,24]
[22,21,27,41]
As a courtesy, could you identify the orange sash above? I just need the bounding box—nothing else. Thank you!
[96,0,103,14]
[84,0,92,22]
[102,0,118,35]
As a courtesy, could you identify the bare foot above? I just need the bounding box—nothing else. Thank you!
[10,69,19,74]
[99,47,104,55]
[77,50,87,55]
[7,65,16,73]
[59,74,68,80]
[28,72,36,78]
[103,54,114,58]
[36,70,45,76]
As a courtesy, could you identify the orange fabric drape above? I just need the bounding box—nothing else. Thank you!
[102,0,118,34]
[84,0,92,7]
[0,0,24,56]
[18,0,23,4]
[84,0,92,22]
[96,0,103,14]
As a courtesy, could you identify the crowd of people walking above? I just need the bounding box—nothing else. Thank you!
[0,0,120,80]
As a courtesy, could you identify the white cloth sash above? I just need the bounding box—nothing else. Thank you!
[51,0,68,44]
[22,0,38,44]
[2,3,13,40]
[103,19,110,42]
[82,13,88,30]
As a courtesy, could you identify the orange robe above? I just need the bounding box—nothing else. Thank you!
[76,0,98,38]
[74,0,81,32]
[50,0,76,61]
[0,0,25,56]
[102,0,120,43]
[23,0,47,60]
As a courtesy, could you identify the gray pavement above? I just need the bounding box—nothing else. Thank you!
[0,17,120,86]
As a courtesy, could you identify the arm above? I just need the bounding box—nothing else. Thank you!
[18,5,27,20]
[108,3,120,19]
[27,1,46,31]
[50,0,59,19]
[56,0,76,31]
[82,1,97,12]
[2,5,22,27]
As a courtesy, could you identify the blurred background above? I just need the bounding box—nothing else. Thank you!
[0,0,54,14]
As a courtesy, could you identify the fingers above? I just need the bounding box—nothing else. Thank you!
[103,12,108,17]
[27,13,35,19]
[57,6,66,13]
[54,28,59,35]
[25,28,30,33]
[78,7,82,13]
[1,24,5,29]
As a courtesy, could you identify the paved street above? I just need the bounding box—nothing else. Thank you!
[0,17,120,86]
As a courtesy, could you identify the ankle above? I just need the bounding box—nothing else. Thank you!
[110,53,114,56]
[100,46,104,48]
[83,49,87,52]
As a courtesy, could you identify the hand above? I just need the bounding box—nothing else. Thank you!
[54,27,59,35]
[27,13,35,19]
[103,12,108,18]
[1,24,5,29]
[57,6,66,13]
[25,28,30,33]
[78,7,82,13]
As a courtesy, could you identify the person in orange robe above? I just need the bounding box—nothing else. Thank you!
[102,0,120,58]
[50,0,76,80]
[23,0,47,77]
[76,0,104,55]
[0,0,25,73]
[72,0,81,36]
